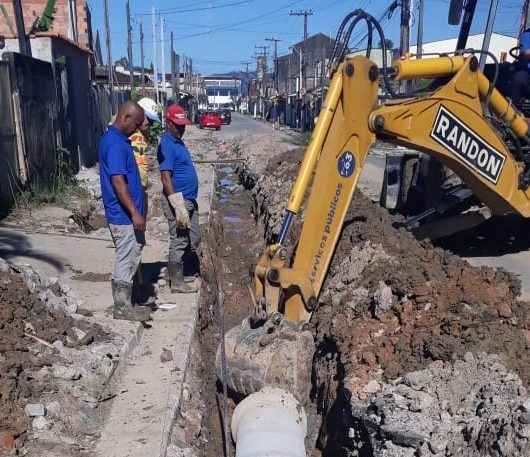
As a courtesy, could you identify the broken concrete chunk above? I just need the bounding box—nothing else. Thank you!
[373,281,394,316]
[24,403,46,417]
[52,365,81,381]
[32,416,51,430]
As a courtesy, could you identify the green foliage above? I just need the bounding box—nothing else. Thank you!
[130,87,141,102]
[15,147,86,209]
[37,0,57,32]
[147,122,163,146]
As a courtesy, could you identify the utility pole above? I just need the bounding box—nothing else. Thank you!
[140,22,145,95]
[521,0,530,34]
[126,0,134,91]
[416,0,424,58]
[242,61,251,92]
[399,0,411,92]
[175,53,180,96]
[479,0,499,71]
[289,9,313,92]
[399,0,410,57]
[12,0,31,56]
[170,31,175,99]
[160,16,166,104]
[103,0,113,110]
[265,37,281,91]
[151,6,159,104]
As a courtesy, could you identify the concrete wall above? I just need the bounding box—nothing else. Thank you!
[0,37,53,63]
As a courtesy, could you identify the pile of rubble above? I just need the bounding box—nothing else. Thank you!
[0,257,128,455]
[234,136,530,456]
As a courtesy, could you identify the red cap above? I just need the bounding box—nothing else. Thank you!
[165,104,192,125]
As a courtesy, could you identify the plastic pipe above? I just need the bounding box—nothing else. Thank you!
[231,387,307,457]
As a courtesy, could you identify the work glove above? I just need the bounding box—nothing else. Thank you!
[168,192,191,229]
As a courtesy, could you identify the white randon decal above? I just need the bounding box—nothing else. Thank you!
[431,107,506,185]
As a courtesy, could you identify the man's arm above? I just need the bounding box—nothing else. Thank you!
[111,175,146,231]
[161,170,176,196]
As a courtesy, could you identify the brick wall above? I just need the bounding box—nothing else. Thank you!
[0,0,91,50]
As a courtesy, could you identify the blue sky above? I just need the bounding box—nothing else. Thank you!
[87,0,523,75]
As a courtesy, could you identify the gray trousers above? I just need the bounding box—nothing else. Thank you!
[109,223,145,283]
[162,195,201,273]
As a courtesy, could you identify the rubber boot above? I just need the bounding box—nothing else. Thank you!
[168,263,198,293]
[112,280,152,321]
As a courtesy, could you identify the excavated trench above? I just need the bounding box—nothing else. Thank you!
[185,135,530,457]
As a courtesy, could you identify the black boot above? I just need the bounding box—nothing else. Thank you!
[168,263,198,293]
[112,280,152,321]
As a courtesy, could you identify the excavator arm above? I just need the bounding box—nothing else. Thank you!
[252,54,530,323]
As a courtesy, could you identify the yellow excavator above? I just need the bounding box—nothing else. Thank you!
[220,5,530,454]
[248,7,530,324]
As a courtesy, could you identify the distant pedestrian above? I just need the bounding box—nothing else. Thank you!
[157,104,200,294]
[99,101,151,322]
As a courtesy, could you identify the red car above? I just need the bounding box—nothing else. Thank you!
[199,111,221,130]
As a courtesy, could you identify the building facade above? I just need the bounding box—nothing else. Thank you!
[0,0,92,51]
[277,32,336,96]
[204,76,241,108]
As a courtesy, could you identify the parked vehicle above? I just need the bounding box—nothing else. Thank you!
[199,111,222,130]
[218,109,232,125]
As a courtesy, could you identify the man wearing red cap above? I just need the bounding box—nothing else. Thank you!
[158,104,200,293]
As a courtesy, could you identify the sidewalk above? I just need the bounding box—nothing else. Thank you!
[0,126,217,457]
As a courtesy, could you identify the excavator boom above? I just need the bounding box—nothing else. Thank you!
[253,54,530,323]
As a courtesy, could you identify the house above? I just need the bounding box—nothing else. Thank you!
[277,32,336,95]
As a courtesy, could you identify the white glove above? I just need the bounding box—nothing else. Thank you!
[168,192,191,229]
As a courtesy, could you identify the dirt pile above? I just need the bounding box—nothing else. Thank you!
[0,258,120,455]
[236,134,530,456]
[0,261,73,443]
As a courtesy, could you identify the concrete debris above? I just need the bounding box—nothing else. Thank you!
[372,281,394,316]
[24,403,46,417]
[32,416,51,431]
[16,263,80,315]
[358,353,530,457]
[76,166,102,200]
[166,444,198,457]
[52,365,82,381]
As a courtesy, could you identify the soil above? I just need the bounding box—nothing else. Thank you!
[312,190,530,393]
[0,270,71,441]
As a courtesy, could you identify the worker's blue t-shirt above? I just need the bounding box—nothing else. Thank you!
[99,126,145,225]
[157,132,199,200]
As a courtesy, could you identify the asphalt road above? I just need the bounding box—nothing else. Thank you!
[217,112,276,140]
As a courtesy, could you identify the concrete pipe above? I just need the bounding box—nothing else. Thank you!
[231,387,307,457]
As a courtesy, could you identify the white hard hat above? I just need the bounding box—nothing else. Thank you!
[137,97,161,123]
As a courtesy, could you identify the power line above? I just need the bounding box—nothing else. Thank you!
[135,0,257,16]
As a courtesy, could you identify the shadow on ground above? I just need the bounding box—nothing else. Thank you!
[0,228,64,271]
[435,215,530,258]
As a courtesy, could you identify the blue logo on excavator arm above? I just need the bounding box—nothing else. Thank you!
[338,151,355,178]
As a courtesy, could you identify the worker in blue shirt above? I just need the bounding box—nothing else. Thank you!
[99,101,151,321]
[158,104,200,294]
